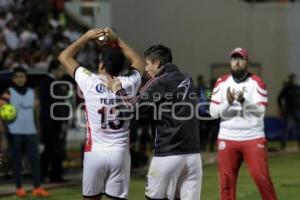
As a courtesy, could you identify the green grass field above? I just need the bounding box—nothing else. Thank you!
[1,153,299,200]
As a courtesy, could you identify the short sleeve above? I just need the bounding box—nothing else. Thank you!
[117,70,141,97]
[74,67,94,94]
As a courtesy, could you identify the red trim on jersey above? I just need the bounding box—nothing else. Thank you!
[250,74,267,90]
[211,100,221,105]
[256,88,267,97]
[257,102,268,107]
[84,107,92,152]
[214,74,230,88]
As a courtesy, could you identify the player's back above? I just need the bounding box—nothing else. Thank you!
[74,67,141,152]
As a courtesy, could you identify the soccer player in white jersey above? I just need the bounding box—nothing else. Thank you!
[209,48,277,200]
[58,28,144,200]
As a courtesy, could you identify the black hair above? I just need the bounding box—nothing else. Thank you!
[144,44,172,65]
[48,59,61,73]
[100,48,125,76]
[12,67,27,76]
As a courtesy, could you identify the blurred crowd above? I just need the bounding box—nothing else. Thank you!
[0,0,101,72]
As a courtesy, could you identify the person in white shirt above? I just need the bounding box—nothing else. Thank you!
[59,28,144,200]
[209,47,277,200]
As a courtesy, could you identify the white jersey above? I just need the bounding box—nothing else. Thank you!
[209,74,268,141]
[75,67,141,152]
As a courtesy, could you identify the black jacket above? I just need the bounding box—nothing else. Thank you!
[133,63,201,156]
[39,75,68,129]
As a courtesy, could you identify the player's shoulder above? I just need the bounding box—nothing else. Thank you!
[214,74,230,88]
[75,66,93,77]
[119,68,141,79]
[249,73,267,90]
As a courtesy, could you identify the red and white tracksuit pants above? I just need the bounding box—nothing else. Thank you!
[217,138,277,200]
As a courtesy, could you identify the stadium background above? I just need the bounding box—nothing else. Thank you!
[0,0,300,199]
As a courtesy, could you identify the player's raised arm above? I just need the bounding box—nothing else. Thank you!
[105,28,145,75]
[58,29,104,77]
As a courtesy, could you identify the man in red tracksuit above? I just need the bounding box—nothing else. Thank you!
[209,47,277,200]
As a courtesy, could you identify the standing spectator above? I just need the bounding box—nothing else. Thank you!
[39,60,67,183]
[0,67,50,197]
[278,73,300,150]
[210,47,277,200]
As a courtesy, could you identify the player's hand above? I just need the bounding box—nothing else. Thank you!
[236,90,245,104]
[110,78,122,92]
[227,87,235,105]
[83,29,105,41]
[104,28,118,41]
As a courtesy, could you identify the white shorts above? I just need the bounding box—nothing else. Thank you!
[82,151,130,199]
[145,154,202,200]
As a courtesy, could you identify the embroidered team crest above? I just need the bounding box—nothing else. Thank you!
[95,84,105,93]
[218,141,226,150]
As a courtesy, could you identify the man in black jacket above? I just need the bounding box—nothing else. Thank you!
[39,60,68,183]
[116,45,202,200]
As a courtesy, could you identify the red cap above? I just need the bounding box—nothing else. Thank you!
[230,47,248,59]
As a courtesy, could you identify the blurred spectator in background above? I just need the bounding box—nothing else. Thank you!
[278,73,300,150]
[197,75,210,151]
[39,60,68,183]
[28,0,49,28]
[206,79,219,152]
[49,0,65,20]
[197,76,219,152]
[130,118,151,168]
[0,0,14,11]
[3,22,19,50]
[0,67,50,197]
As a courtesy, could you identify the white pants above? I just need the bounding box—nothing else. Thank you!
[82,151,130,199]
[145,153,202,200]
